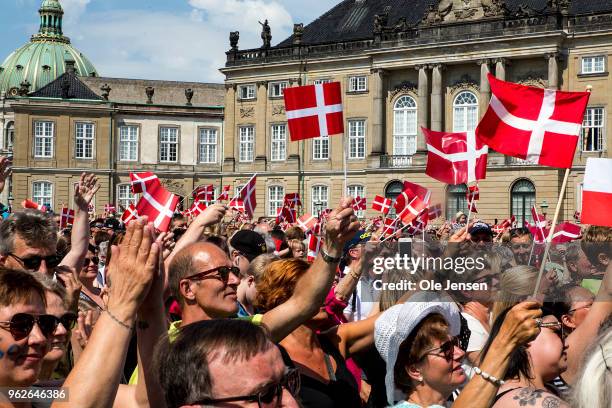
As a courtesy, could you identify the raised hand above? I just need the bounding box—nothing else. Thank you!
[497,301,542,348]
[74,172,100,211]
[195,203,228,227]
[55,265,82,312]
[0,155,11,194]
[324,197,361,257]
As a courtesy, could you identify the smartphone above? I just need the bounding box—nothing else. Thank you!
[399,237,412,258]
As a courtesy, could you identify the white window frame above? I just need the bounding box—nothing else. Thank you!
[348,119,366,159]
[311,185,329,215]
[75,122,95,159]
[269,81,288,98]
[393,95,418,156]
[312,134,329,160]
[314,79,333,85]
[271,124,287,161]
[347,185,365,218]
[582,107,605,152]
[159,127,179,163]
[235,184,244,197]
[581,56,606,74]
[239,126,254,162]
[453,91,479,133]
[268,185,285,217]
[34,121,54,158]
[239,84,256,100]
[117,183,137,210]
[32,181,52,209]
[198,128,218,164]
[348,76,367,92]
[119,125,139,162]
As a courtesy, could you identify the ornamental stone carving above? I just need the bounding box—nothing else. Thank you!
[292,23,304,45]
[240,107,255,118]
[100,83,111,100]
[516,73,546,88]
[18,80,31,96]
[160,179,186,196]
[272,105,285,116]
[185,88,194,106]
[421,0,508,25]
[145,86,154,104]
[449,74,479,93]
[229,31,239,51]
[389,81,418,97]
[259,19,271,49]
[548,0,571,12]
[373,13,388,34]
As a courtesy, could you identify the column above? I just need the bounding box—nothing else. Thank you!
[370,68,386,157]
[223,85,236,171]
[547,53,559,89]
[255,81,268,171]
[495,58,507,81]
[479,59,491,112]
[430,64,444,132]
[415,65,430,150]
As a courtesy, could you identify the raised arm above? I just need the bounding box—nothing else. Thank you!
[60,173,100,270]
[262,197,360,343]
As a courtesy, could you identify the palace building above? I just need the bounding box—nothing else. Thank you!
[220,0,612,223]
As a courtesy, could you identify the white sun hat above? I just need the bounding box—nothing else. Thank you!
[374,292,461,405]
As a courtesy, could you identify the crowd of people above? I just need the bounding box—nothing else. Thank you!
[0,169,610,408]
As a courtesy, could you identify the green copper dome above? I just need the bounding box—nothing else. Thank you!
[0,0,98,96]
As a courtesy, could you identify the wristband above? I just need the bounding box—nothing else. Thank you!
[473,367,505,386]
[320,247,341,264]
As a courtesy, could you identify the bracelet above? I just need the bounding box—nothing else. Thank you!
[320,247,342,264]
[348,269,361,280]
[103,307,134,331]
[473,367,505,386]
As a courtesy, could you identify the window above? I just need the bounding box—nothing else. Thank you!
[75,122,94,159]
[582,56,606,74]
[311,185,329,215]
[32,181,52,208]
[393,96,418,156]
[268,186,284,216]
[239,126,254,162]
[314,79,333,85]
[582,107,605,152]
[235,184,244,196]
[511,179,536,225]
[385,181,404,218]
[5,121,14,150]
[271,124,286,161]
[34,121,53,158]
[349,76,367,92]
[199,128,218,163]
[119,125,138,161]
[348,120,366,159]
[453,91,478,132]
[446,184,468,220]
[117,184,137,210]
[160,127,178,162]
[347,185,365,217]
[239,84,256,100]
[269,81,288,97]
[313,134,329,160]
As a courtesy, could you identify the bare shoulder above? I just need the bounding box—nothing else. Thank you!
[493,387,570,408]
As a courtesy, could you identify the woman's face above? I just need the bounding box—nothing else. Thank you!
[417,333,467,395]
[458,215,467,224]
[43,292,71,364]
[79,250,98,281]
[528,315,567,382]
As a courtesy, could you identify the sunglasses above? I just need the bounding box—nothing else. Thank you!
[57,313,78,331]
[0,313,59,340]
[83,256,99,267]
[191,367,300,408]
[7,253,62,270]
[183,266,240,283]
[511,243,531,250]
[420,337,460,361]
[539,321,565,340]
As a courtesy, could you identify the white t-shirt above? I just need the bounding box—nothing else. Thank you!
[461,312,490,377]
[343,268,378,321]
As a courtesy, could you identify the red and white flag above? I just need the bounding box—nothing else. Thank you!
[307,234,323,262]
[551,222,582,243]
[382,218,399,237]
[352,196,367,211]
[372,195,392,215]
[424,128,488,184]
[189,201,207,217]
[403,181,431,204]
[229,198,245,213]
[581,158,612,227]
[396,195,427,225]
[59,208,74,229]
[22,199,47,212]
[528,225,548,244]
[467,200,478,213]
[217,185,231,201]
[121,203,139,225]
[104,204,116,214]
[531,206,547,229]
[135,184,179,232]
[297,213,319,233]
[193,185,214,202]
[276,206,296,224]
[428,204,442,220]
[284,82,344,141]
[476,74,590,168]
[283,193,302,208]
[238,175,257,218]
[130,172,160,194]
[573,210,581,222]
[466,185,480,202]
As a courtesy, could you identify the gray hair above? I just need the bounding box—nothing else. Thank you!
[571,327,612,408]
[0,209,58,255]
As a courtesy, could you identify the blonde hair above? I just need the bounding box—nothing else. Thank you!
[571,328,611,408]
[492,265,538,321]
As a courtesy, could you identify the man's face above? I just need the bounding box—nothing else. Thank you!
[569,247,595,278]
[4,234,57,277]
[0,296,48,387]
[470,231,492,247]
[208,345,299,407]
[256,222,271,234]
[510,234,532,265]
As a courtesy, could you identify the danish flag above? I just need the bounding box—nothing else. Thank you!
[467,186,480,202]
[551,222,582,243]
[581,158,612,227]
[403,181,431,204]
[121,203,139,225]
[531,206,547,229]
[59,208,74,229]
[193,185,214,202]
[382,218,399,237]
[131,173,179,232]
[104,204,116,214]
[238,175,257,218]
[396,195,427,225]
[276,206,296,224]
[372,195,392,215]
[189,201,207,216]
[130,172,160,194]
[428,204,443,220]
[352,196,367,211]
[284,82,344,141]
[229,198,245,213]
[467,200,478,213]
[424,128,488,184]
[22,199,47,212]
[217,185,231,201]
[283,193,302,208]
[476,74,590,168]
[297,213,319,233]
[307,233,323,262]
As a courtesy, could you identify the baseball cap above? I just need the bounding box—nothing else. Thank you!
[103,218,120,230]
[343,230,372,255]
[469,221,493,236]
[229,230,268,262]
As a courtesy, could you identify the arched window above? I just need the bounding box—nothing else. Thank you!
[511,179,536,225]
[446,184,468,220]
[453,91,478,132]
[385,181,404,217]
[393,96,417,156]
[32,181,52,209]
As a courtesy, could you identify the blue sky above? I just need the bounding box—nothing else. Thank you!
[0,0,339,82]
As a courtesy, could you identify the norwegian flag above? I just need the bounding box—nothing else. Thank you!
[276,206,296,224]
[229,198,245,213]
[135,183,179,232]
[466,186,480,202]
[581,158,612,227]
[423,128,488,184]
[476,74,590,168]
[130,172,160,194]
[284,82,344,141]
[396,195,427,225]
[59,208,74,229]
[551,222,582,243]
[104,204,116,214]
[217,185,231,201]
[121,204,139,225]
[372,195,392,215]
[283,193,302,208]
[193,185,214,202]
[307,233,323,262]
[297,213,319,233]
[428,204,443,220]
[189,201,207,216]
[22,199,47,212]
[352,196,367,211]
[238,175,257,218]
[382,218,399,237]
[403,181,431,204]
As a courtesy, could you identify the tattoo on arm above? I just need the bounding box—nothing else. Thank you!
[542,396,567,408]
[512,388,544,406]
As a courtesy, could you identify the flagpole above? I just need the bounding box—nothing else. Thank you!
[380,217,405,243]
[343,133,348,195]
[532,167,570,297]
[229,173,257,202]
